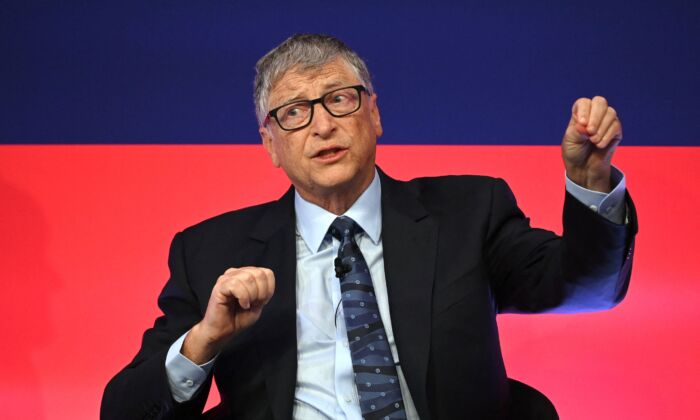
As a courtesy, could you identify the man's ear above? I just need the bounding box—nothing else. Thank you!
[260,126,280,167]
[369,93,383,139]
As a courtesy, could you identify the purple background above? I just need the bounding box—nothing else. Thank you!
[2,0,698,145]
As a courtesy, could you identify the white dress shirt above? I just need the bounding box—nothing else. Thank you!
[165,167,627,419]
[290,170,419,419]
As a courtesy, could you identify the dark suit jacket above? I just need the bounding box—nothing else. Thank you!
[101,170,636,420]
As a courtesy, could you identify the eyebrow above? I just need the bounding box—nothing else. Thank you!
[275,80,348,107]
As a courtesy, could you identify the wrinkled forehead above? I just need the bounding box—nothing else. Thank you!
[268,58,362,106]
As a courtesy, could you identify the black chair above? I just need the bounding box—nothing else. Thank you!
[506,378,559,420]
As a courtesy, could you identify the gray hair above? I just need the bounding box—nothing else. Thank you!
[254,34,374,126]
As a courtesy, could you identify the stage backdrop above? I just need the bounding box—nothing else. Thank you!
[1,1,699,420]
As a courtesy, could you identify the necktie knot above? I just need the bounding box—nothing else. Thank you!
[329,216,361,241]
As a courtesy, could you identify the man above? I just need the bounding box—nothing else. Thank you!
[102,34,636,419]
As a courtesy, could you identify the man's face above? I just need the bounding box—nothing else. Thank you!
[260,58,382,205]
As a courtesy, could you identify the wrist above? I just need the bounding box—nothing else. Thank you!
[566,167,612,193]
[182,323,223,365]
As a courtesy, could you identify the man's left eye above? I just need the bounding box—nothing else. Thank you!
[331,94,347,103]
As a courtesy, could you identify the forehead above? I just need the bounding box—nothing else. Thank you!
[268,58,361,106]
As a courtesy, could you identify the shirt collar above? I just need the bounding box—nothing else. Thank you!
[295,168,382,253]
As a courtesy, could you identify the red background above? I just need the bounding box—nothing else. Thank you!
[1,145,698,419]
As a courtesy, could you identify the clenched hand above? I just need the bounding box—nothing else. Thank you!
[182,267,275,364]
[562,96,623,193]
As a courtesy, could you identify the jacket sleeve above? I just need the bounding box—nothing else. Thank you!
[101,232,212,420]
[485,178,637,314]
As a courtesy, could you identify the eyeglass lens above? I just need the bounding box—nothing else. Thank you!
[276,87,361,130]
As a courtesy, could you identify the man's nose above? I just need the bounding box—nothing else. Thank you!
[310,103,336,138]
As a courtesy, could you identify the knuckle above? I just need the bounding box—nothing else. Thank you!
[217,273,231,284]
[228,271,253,286]
[242,272,256,284]
[252,270,268,283]
[573,97,589,110]
[243,266,265,278]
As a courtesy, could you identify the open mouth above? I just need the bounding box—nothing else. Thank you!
[314,147,347,160]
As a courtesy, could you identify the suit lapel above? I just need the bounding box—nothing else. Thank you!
[379,170,438,420]
[238,187,298,420]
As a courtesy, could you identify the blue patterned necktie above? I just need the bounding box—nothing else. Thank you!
[330,216,407,420]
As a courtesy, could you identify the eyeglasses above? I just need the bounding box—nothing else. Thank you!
[265,85,368,131]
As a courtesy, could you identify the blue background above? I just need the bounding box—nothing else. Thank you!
[2,0,698,145]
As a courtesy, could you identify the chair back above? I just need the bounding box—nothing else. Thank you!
[506,378,558,420]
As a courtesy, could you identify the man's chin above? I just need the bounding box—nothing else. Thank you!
[305,167,372,198]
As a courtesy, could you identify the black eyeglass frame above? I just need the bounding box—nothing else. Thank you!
[265,85,368,131]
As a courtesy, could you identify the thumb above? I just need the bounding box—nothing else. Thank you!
[565,115,588,141]
[571,98,592,136]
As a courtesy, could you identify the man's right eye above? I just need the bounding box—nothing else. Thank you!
[282,105,305,120]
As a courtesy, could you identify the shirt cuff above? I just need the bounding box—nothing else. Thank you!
[165,331,217,403]
[565,166,627,224]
